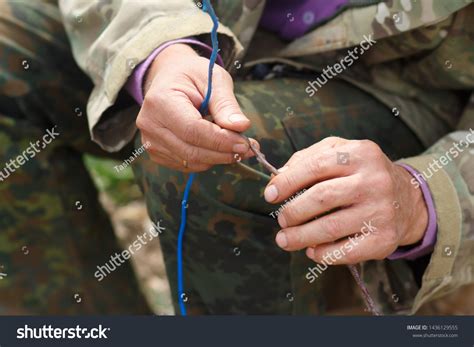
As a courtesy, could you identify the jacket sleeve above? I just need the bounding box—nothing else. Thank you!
[58,0,242,151]
[399,103,474,314]
[362,101,474,315]
[358,3,474,313]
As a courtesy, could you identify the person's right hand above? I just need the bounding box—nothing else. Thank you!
[136,43,256,172]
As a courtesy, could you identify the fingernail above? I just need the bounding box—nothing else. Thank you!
[306,248,315,258]
[264,185,278,202]
[276,232,288,248]
[278,214,287,228]
[228,114,248,124]
[233,143,248,153]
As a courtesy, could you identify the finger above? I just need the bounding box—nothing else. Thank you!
[148,152,212,173]
[208,68,251,133]
[147,131,255,162]
[156,127,244,166]
[172,104,250,154]
[275,207,366,251]
[277,175,363,228]
[264,147,354,203]
[279,137,347,171]
[144,142,191,168]
[141,135,179,164]
[144,131,255,172]
[306,228,390,265]
[143,91,250,154]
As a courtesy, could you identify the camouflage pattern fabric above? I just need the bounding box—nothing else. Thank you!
[0,0,150,314]
[0,0,473,315]
[0,0,427,314]
[132,76,425,314]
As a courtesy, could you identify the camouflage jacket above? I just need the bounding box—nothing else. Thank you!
[59,0,474,314]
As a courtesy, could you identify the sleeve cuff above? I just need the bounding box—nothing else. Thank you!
[125,38,223,104]
[387,163,438,261]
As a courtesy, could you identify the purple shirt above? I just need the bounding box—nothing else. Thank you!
[260,0,349,40]
[125,2,438,261]
[389,164,438,260]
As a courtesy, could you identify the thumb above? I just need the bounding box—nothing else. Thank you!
[208,69,251,132]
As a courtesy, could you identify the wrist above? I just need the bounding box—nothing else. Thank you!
[388,163,438,260]
[396,164,429,246]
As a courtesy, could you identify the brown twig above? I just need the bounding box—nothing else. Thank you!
[347,264,381,316]
[241,135,279,176]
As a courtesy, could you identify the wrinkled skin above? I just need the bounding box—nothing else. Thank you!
[137,43,257,173]
[264,137,428,263]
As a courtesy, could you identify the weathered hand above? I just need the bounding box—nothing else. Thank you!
[264,137,429,264]
[136,43,255,172]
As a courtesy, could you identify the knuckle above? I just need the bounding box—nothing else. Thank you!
[360,139,378,151]
[184,146,200,163]
[136,114,148,131]
[143,90,166,110]
[306,155,323,177]
[213,97,239,115]
[298,229,310,247]
[282,205,298,225]
[281,172,299,193]
[287,228,306,247]
[183,121,199,144]
[292,150,305,162]
[140,133,149,148]
[325,136,343,147]
[362,140,384,159]
[350,174,367,199]
[141,95,153,112]
[321,217,343,240]
[214,67,232,84]
[211,130,227,151]
[373,172,393,190]
[313,183,333,206]
[352,174,365,191]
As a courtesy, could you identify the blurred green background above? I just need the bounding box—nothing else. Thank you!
[84,155,142,204]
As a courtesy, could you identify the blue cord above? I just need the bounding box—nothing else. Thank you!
[177,0,219,316]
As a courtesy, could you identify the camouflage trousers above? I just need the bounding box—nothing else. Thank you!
[0,0,424,314]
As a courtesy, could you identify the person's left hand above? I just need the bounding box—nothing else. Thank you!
[264,137,429,264]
